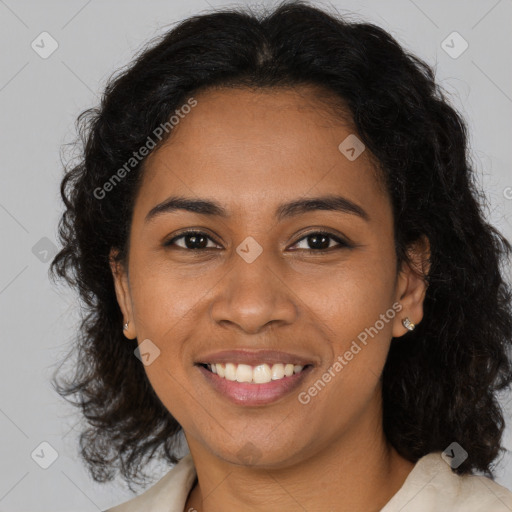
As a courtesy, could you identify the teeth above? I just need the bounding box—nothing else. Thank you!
[253,363,272,383]
[225,363,237,381]
[205,362,306,383]
[271,364,285,380]
[235,364,253,383]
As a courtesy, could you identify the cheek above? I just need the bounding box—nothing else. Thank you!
[140,360,194,431]
[302,259,396,385]
[128,274,197,421]
[129,260,206,338]
[300,256,397,335]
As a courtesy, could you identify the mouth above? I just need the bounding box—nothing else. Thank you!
[196,362,313,384]
[194,359,315,406]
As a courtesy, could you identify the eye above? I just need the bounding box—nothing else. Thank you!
[164,230,221,250]
[291,231,350,252]
[163,229,351,252]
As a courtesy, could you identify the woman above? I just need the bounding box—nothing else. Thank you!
[50,1,512,510]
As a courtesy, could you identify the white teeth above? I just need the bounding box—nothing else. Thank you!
[216,363,225,378]
[253,364,272,384]
[235,364,253,383]
[224,363,237,381]
[271,364,285,380]
[284,363,294,377]
[205,362,307,383]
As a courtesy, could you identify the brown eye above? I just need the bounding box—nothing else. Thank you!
[164,231,220,250]
[291,231,350,252]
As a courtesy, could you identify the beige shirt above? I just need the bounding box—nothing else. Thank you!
[105,451,512,512]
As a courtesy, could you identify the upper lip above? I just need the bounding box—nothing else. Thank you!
[195,349,317,366]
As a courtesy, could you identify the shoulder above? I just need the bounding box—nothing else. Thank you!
[103,453,197,512]
[382,451,512,512]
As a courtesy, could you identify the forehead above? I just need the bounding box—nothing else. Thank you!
[135,86,389,222]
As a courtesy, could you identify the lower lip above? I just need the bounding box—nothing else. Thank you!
[196,364,314,406]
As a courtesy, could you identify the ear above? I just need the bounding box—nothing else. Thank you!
[109,248,136,339]
[392,235,431,338]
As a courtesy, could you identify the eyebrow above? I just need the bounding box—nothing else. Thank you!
[144,194,370,224]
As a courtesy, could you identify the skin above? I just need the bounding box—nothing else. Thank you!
[110,86,430,512]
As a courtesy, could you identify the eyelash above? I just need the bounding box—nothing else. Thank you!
[164,229,351,253]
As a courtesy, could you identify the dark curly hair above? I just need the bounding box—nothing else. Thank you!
[49,0,512,493]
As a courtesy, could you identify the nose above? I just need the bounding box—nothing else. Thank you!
[209,251,298,334]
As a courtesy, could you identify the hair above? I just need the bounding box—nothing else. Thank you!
[49,0,512,492]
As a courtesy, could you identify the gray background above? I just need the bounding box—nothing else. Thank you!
[0,0,511,510]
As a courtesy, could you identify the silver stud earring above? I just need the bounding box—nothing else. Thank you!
[123,321,129,331]
[402,317,415,331]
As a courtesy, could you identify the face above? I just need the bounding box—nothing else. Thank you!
[111,86,428,468]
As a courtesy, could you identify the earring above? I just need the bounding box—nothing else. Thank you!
[123,321,129,331]
[402,317,415,331]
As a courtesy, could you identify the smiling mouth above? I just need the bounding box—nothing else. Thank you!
[197,362,312,384]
